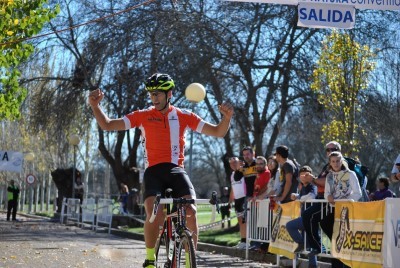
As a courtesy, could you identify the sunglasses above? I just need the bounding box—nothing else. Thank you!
[326,148,338,152]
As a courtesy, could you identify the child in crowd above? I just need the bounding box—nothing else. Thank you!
[286,166,318,268]
[369,177,395,201]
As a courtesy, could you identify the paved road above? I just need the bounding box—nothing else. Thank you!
[0,213,275,268]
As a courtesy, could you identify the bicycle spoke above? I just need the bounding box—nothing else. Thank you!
[155,232,171,268]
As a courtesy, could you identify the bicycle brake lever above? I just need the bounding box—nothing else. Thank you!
[149,193,161,223]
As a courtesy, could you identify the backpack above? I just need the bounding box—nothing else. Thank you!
[344,157,369,202]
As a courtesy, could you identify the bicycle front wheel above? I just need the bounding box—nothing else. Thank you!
[176,230,196,268]
[155,231,171,268]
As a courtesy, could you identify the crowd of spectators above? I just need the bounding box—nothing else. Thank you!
[223,141,399,268]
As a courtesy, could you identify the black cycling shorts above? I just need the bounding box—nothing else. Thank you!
[143,163,196,200]
[234,197,246,213]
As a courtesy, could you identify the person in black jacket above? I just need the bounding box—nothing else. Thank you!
[233,146,257,249]
[7,179,20,221]
[219,187,231,228]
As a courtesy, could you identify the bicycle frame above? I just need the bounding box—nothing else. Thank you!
[151,190,218,268]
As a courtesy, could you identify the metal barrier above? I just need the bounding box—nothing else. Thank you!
[60,197,68,224]
[60,198,81,224]
[269,199,352,267]
[60,197,113,234]
[81,198,96,229]
[245,199,279,264]
[245,199,337,267]
[96,198,113,234]
[66,198,81,223]
[302,199,333,258]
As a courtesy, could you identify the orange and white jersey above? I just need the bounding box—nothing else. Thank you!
[123,106,205,168]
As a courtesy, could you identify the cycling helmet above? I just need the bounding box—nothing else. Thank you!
[145,73,175,92]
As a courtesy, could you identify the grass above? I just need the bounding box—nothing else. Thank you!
[199,226,241,246]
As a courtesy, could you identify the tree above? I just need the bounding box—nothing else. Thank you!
[19,1,325,190]
[19,0,400,194]
[0,0,59,120]
[311,31,375,156]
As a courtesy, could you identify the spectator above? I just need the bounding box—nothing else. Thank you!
[129,188,141,215]
[369,177,395,201]
[219,186,231,228]
[264,155,281,198]
[252,156,271,200]
[7,179,20,221]
[74,174,84,204]
[390,154,400,182]
[273,145,299,204]
[229,156,247,249]
[119,183,129,214]
[308,151,361,268]
[286,166,317,267]
[313,141,341,199]
[249,156,271,251]
[233,146,258,249]
[302,141,340,251]
[390,154,400,197]
[302,141,354,268]
[234,146,257,198]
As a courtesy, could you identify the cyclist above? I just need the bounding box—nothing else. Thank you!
[88,73,233,268]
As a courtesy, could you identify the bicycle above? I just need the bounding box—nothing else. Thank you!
[149,189,219,268]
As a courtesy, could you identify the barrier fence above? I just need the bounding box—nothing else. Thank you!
[81,198,96,229]
[60,198,222,232]
[61,197,114,233]
[245,198,398,268]
[58,196,400,267]
[245,200,273,260]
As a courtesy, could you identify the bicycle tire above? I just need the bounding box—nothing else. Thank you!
[155,231,171,268]
[176,229,196,268]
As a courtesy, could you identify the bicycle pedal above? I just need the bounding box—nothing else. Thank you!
[142,259,155,267]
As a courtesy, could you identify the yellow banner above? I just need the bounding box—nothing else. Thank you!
[332,201,384,268]
[268,201,301,259]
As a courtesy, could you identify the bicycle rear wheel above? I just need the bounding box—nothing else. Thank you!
[155,231,170,268]
[176,230,196,268]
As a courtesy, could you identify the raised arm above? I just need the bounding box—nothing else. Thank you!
[88,89,126,131]
[201,102,234,137]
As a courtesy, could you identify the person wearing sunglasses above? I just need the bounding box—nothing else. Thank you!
[302,141,352,268]
[314,141,341,199]
[302,142,341,252]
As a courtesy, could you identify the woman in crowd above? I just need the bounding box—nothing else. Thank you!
[369,177,395,200]
[263,155,281,198]
[306,151,361,268]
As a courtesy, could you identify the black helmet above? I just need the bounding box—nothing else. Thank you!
[145,73,175,92]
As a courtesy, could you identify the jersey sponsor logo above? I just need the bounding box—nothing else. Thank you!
[147,117,162,122]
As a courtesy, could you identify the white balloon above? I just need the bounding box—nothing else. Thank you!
[185,83,206,103]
